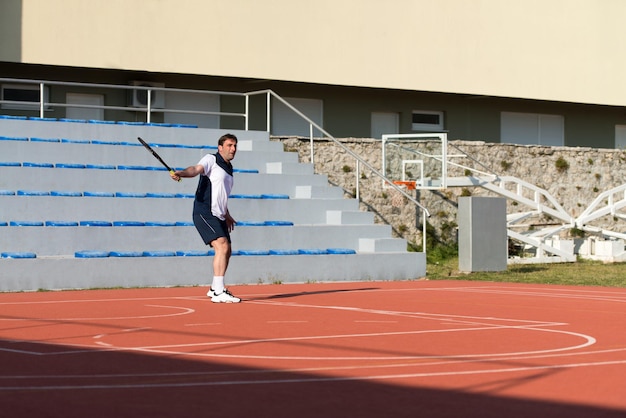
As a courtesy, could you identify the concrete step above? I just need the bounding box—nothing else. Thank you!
[294,185,345,199]
[0,139,299,172]
[359,237,408,253]
[0,118,270,144]
[326,210,375,225]
[0,194,359,224]
[0,167,330,196]
[0,223,393,256]
[266,161,314,175]
[0,251,426,292]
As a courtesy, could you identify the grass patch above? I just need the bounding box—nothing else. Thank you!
[427,255,626,287]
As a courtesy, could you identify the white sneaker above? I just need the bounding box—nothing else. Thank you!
[211,289,241,303]
[206,288,216,298]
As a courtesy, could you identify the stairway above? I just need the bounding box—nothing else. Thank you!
[0,118,425,291]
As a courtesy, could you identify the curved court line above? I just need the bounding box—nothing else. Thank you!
[0,304,194,322]
[110,323,595,361]
[3,347,626,382]
[94,297,596,361]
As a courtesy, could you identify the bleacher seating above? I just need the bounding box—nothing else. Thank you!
[0,118,425,291]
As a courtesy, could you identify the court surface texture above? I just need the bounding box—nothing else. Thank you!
[1,280,625,418]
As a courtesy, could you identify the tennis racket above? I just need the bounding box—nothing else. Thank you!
[137,137,180,181]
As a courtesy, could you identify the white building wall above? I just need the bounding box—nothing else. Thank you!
[3,0,626,107]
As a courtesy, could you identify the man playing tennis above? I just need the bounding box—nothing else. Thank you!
[170,133,241,303]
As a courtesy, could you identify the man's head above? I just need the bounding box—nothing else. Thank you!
[218,133,238,162]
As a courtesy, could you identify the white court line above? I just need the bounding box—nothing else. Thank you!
[1,356,626,391]
[437,288,626,303]
[105,323,594,361]
[88,299,595,361]
[0,290,620,392]
[3,347,626,382]
[0,304,194,322]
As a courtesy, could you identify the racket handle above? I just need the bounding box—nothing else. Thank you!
[169,170,182,182]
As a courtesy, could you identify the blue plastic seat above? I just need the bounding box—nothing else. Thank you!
[175,221,194,226]
[50,191,83,197]
[145,221,177,226]
[45,221,79,227]
[298,249,328,255]
[229,194,262,199]
[9,221,44,227]
[261,194,289,199]
[238,250,270,256]
[109,251,143,257]
[1,252,37,259]
[56,163,86,169]
[75,251,110,258]
[142,251,177,257]
[327,248,357,254]
[85,164,115,170]
[269,249,299,255]
[113,221,145,226]
[30,137,60,143]
[79,220,112,227]
[146,193,176,198]
[17,190,49,196]
[83,191,115,197]
[236,221,265,226]
[0,136,28,141]
[175,250,210,256]
[61,138,91,144]
[22,162,54,168]
[115,192,147,198]
[264,221,294,226]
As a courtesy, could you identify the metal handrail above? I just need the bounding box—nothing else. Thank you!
[0,77,247,123]
[0,78,430,250]
[245,90,430,251]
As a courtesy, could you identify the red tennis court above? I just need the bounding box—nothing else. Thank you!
[1,280,625,417]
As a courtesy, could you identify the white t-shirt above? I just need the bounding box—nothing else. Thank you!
[196,153,234,220]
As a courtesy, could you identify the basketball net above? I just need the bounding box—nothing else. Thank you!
[390,184,407,207]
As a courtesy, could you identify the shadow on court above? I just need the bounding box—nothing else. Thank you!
[247,287,379,301]
[0,339,623,418]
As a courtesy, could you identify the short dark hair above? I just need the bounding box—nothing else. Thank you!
[218,133,238,146]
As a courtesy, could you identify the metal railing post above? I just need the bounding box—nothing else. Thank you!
[356,160,360,200]
[266,92,271,133]
[39,82,45,118]
[309,124,314,165]
[245,95,249,130]
[146,90,152,123]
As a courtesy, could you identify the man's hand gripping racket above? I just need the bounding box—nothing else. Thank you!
[137,137,181,182]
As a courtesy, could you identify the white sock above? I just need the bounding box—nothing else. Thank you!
[211,276,225,294]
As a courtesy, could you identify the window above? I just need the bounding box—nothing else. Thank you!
[1,84,49,110]
[412,110,444,131]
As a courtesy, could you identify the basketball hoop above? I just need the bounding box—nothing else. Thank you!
[392,180,416,190]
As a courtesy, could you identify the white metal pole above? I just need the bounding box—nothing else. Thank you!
[146,90,152,123]
[266,92,271,133]
[310,124,314,165]
[245,95,249,130]
[39,83,45,118]
[356,160,360,199]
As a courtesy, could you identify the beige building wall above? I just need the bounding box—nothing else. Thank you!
[3,0,626,107]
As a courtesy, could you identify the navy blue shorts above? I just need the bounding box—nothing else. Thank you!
[193,212,231,246]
